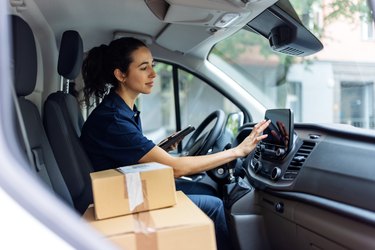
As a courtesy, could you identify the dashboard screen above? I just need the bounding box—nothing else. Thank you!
[263,109,294,151]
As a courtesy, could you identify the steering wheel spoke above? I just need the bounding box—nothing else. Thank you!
[186,133,206,155]
[184,110,225,156]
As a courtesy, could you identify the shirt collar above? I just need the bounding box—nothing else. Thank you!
[108,91,140,120]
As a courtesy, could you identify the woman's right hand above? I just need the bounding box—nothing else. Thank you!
[233,119,271,158]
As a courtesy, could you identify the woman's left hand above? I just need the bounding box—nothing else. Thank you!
[165,142,178,152]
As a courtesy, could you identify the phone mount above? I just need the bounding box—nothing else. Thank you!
[259,143,286,159]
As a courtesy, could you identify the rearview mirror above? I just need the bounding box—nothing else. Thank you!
[269,25,296,50]
[246,2,323,56]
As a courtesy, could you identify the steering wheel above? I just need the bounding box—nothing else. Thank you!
[184,110,226,156]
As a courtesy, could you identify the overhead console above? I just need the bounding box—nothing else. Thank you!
[145,0,277,27]
[145,0,278,53]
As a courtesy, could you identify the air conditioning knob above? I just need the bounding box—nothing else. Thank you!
[252,159,262,174]
[271,167,281,181]
[276,148,285,157]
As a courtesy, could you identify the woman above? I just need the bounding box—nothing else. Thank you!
[80,37,270,250]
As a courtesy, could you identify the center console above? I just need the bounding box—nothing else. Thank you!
[247,109,302,184]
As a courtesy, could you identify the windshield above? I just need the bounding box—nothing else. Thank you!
[208,0,375,130]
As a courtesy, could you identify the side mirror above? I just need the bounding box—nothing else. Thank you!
[225,112,244,137]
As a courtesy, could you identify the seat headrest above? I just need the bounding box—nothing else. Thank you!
[57,30,83,80]
[11,15,37,97]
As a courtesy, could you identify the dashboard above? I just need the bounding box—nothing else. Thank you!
[231,121,375,249]
[237,122,375,213]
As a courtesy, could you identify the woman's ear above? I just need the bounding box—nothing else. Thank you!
[114,68,126,82]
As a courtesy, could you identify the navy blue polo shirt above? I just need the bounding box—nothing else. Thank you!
[80,91,155,171]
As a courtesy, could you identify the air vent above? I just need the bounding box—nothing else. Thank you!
[279,47,304,56]
[282,141,315,181]
[254,145,261,160]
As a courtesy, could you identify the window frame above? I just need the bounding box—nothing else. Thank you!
[156,59,252,128]
[152,59,251,152]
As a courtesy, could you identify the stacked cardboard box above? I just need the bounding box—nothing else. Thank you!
[90,162,177,219]
[85,162,217,249]
[84,191,216,250]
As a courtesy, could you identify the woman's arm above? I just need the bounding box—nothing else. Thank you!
[139,119,271,178]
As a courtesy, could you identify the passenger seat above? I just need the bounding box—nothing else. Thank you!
[11,15,74,207]
[44,30,93,214]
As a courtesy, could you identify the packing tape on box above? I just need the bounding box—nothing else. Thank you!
[133,211,158,250]
[117,166,151,212]
[120,172,149,212]
[132,210,196,250]
[125,172,144,211]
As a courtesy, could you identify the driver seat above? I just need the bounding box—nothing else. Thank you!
[44,30,93,214]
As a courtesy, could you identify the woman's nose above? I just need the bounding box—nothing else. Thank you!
[149,67,157,78]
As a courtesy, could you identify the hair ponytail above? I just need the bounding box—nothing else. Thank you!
[82,37,148,101]
[82,44,110,100]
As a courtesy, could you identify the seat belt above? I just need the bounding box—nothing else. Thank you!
[11,85,55,189]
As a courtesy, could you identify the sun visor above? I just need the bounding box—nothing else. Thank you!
[146,0,242,25]
[149,0,278,53]
[155,24,215,53]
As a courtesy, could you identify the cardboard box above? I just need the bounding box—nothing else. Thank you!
[90,162,176,219]
[83,191,217,250]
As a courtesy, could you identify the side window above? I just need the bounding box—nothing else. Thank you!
[139,62,175,142]
[178,68,240,130]
[141,61,241,145]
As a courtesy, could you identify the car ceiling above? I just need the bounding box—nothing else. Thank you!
[11,0,278,57]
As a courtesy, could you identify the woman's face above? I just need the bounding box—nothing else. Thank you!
[123,46,156,95]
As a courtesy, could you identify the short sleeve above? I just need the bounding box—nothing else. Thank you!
[104,115,155,167]
[80,93,156,171]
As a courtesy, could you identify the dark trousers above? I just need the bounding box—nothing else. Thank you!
[176,180,233,250]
